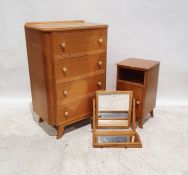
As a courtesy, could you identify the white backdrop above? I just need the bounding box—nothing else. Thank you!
[0,0,188,105]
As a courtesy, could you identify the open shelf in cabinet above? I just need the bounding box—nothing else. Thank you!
[118,67,145,85]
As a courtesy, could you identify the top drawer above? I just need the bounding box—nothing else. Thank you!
[52,29,107,57]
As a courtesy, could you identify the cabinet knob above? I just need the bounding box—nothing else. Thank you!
[61,42,66,48]
[98,38,103,44]
[64,111,69,116]
[136,100,141,105]
[98,61,102,66]
[98,81,102,86]
[64,90,68,96]
[62,67,67,73]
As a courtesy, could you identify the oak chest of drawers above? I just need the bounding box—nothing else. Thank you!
[25,20,108,139]
[116,58,160,128]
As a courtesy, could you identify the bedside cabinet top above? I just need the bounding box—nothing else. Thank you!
[24,20,108,32]
[117,58,160,70]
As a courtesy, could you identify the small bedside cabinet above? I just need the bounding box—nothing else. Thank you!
[116,58,160,128]
[25,20,108,139]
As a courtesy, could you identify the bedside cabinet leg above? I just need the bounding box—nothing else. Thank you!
[138,118,143,129]
[150,110,154,117]
[39,117,44,122]
[90,118,93,129]
[57,125,65,139]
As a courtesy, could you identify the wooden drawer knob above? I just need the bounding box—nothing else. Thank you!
[136,100,141,105]
[64,90,68,95]
[62,67,67,73]
[64,111,69,116]
[98,38,103,44]
[61,42,66,48]
[98,61,102,66]
[98,81,102,86]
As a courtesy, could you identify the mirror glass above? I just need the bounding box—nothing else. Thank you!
[98,112,128,118]
[98,112,129,127]
[98,94,130,112]
[97,135,136,143]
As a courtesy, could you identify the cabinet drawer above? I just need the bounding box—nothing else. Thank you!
[54,54,106,81]
[56,97,93,123]
[116,80,143,118]
[52,29,107,57]
[56,74,105,104]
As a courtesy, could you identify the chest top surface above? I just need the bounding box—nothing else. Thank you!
[117,58,160,70]
[24,20,108,32]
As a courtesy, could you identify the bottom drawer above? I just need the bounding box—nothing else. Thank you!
[116,80,143,118]
[56,97,93,124]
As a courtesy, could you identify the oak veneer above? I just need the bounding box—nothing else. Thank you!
[116,58,160,128]
[25,20,108,139]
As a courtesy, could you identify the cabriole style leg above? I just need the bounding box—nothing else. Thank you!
[150,110,154,117]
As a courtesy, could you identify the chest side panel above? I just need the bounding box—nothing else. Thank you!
[143,64,160,116]
[25,29,55,125]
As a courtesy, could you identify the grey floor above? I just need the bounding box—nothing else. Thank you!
[0,104,188,175]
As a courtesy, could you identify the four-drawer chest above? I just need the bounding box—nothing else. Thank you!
[25,20,108,139]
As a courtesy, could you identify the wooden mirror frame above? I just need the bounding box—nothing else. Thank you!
[93,91,142,148]
[95,91,133,129]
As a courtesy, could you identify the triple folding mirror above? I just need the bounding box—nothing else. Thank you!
[93,91,142,148]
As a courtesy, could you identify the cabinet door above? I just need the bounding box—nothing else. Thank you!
[116,80,144,118]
